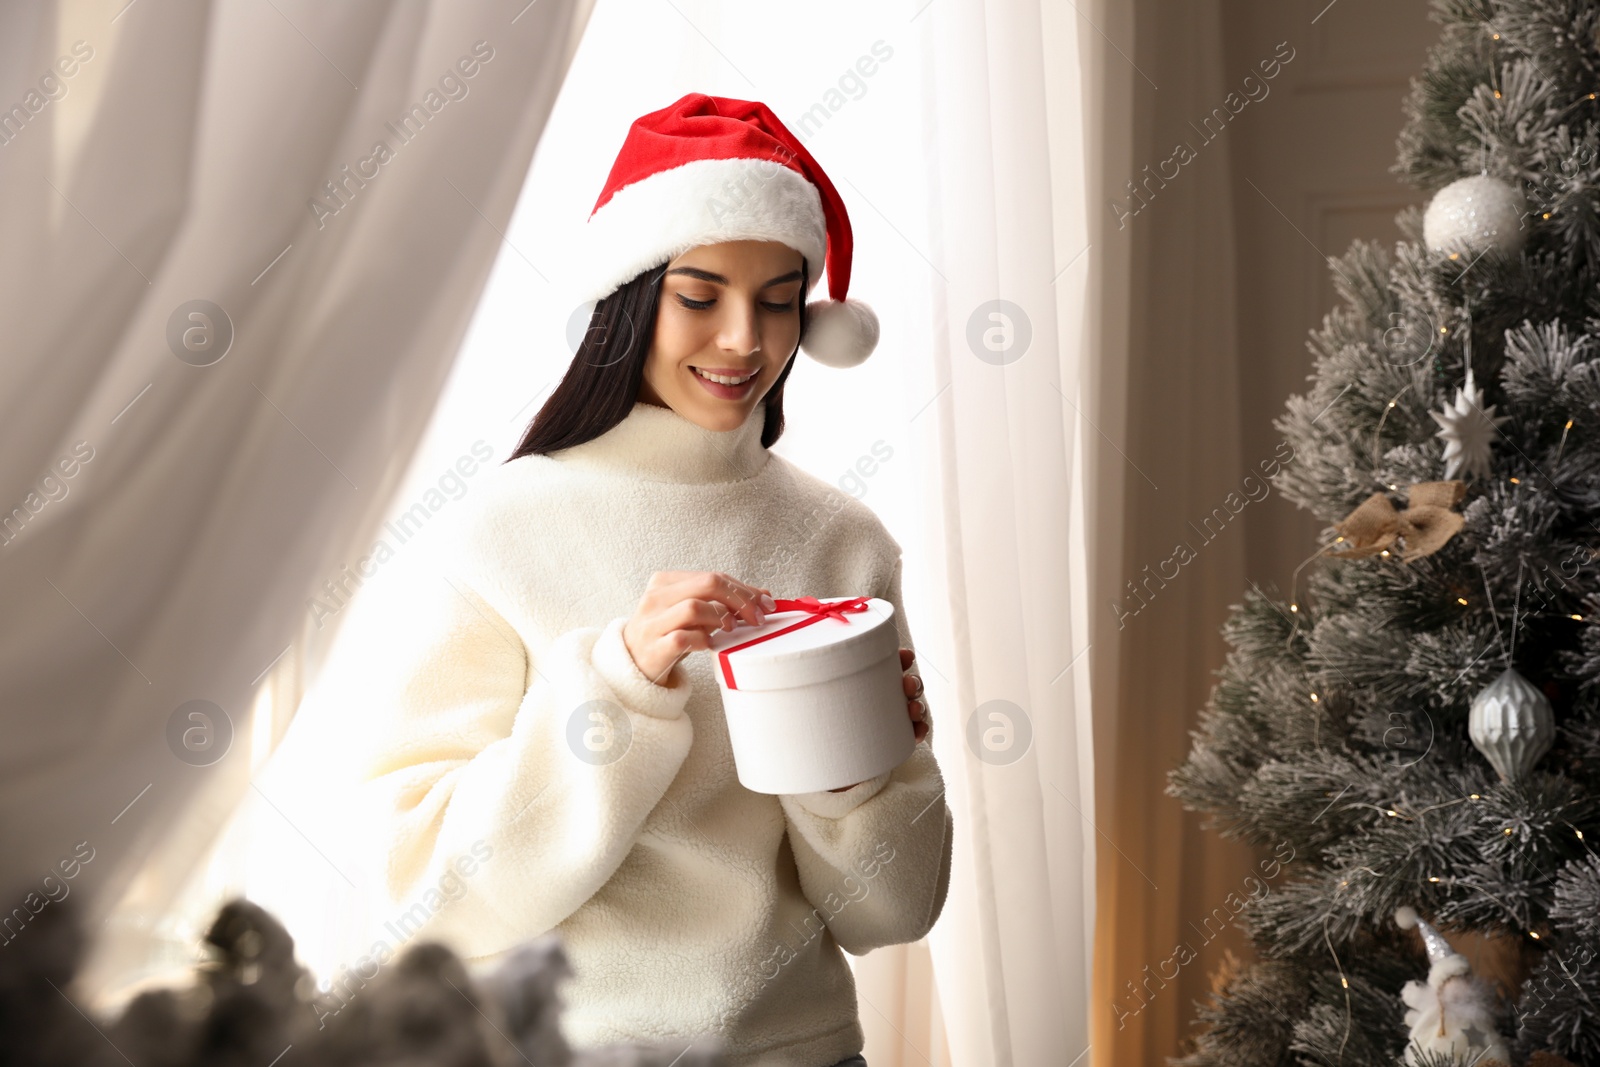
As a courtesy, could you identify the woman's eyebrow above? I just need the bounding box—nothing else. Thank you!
[665,266,804,288]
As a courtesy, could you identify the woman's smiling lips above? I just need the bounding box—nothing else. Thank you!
[690,365,759,398]
[692,367,758,379]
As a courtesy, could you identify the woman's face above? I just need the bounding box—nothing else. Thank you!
[638,239,805,432]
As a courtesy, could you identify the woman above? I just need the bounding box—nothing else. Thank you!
[360,93,952,1067]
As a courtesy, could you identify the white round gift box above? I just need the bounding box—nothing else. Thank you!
[705,595,915,795]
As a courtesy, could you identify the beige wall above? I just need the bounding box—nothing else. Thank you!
[1223,0,1435,596]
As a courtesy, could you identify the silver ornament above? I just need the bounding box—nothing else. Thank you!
[1422,175,1527,256]
[1468,667,1554,781]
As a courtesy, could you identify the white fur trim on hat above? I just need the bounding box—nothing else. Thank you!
[802,298,879,368]
[574,157,827,305]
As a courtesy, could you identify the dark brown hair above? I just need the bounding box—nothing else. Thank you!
[507,259,809,460]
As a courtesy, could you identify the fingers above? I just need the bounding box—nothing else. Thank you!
[667,623,715,652]
[914,700,930,743]
[686,571,772,629]
[908,695,929,742]
[650,572,769,630]
[670,598,743,638]
[721,574,776,626]
[897,648,928,742]
[633,571,778,685]
[647,582,769,669]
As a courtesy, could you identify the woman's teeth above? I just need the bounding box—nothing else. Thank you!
[693,368,757,385]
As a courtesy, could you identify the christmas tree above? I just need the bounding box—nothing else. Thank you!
[1169,2,1600,1064]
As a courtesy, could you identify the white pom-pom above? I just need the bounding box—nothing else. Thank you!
[800,298,879,369]
[1394,905,1419,930]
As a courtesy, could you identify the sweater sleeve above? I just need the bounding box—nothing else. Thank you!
[355,550,694,962]
[775,553,954,955]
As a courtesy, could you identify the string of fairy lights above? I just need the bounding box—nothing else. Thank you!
[1245,24,1600,1034]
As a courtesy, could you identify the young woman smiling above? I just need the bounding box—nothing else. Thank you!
[639,240,805,429]
[359,94,951,1067]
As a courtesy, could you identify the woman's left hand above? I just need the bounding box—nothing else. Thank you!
[827,648,927,793]
[901,648,930,744]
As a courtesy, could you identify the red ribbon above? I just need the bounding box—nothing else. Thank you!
[717,596,871,690]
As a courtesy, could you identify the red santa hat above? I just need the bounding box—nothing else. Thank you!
[571,92,879,369]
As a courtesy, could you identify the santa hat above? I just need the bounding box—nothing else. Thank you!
[570,92,879,369]
[1395,906,1471,985]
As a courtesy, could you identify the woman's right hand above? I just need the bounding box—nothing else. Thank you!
[622,571,778,687]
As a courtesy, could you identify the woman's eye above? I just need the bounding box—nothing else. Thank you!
[673,293,795,312]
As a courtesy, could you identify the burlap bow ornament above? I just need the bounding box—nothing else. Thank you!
[1327,481,1466,562]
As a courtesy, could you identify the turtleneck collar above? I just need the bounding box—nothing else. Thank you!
[550,400,770,485]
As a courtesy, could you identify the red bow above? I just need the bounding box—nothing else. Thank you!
[770,595,870,621]
[717,596,871,689]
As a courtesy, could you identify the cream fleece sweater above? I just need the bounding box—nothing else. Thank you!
[356,400,953,1067]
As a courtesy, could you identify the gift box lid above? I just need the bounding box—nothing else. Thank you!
[706,596,899,692]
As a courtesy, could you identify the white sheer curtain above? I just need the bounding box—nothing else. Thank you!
[913,2,1098,1064]
[32,1,1108,1061]
[0,0,594,1009]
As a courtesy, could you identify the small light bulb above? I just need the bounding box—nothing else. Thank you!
[1530,930,1541,939]
[1571,614,1585,621]
[1457,597,1468,606]
[1428,876,1440,883]
[1310,693,1320,704]
[1505,827,1514,836]
[1381,549,1391,558]
[1543,212,1552,219]
[1387,809,1400,817]
[1340,976,1349,988]
[1470,794,1481,800]
[1577,829,1586,841]
[1289,603,1299,613]
[1510,477,1521,484]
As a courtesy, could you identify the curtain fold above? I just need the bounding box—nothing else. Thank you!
[1084,0,1260,1063]
[914,1,1096,1062]
[0,0,594,1006]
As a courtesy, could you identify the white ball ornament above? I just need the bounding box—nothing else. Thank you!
[1467,667,1554,782]
[1422,174,1527,257]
